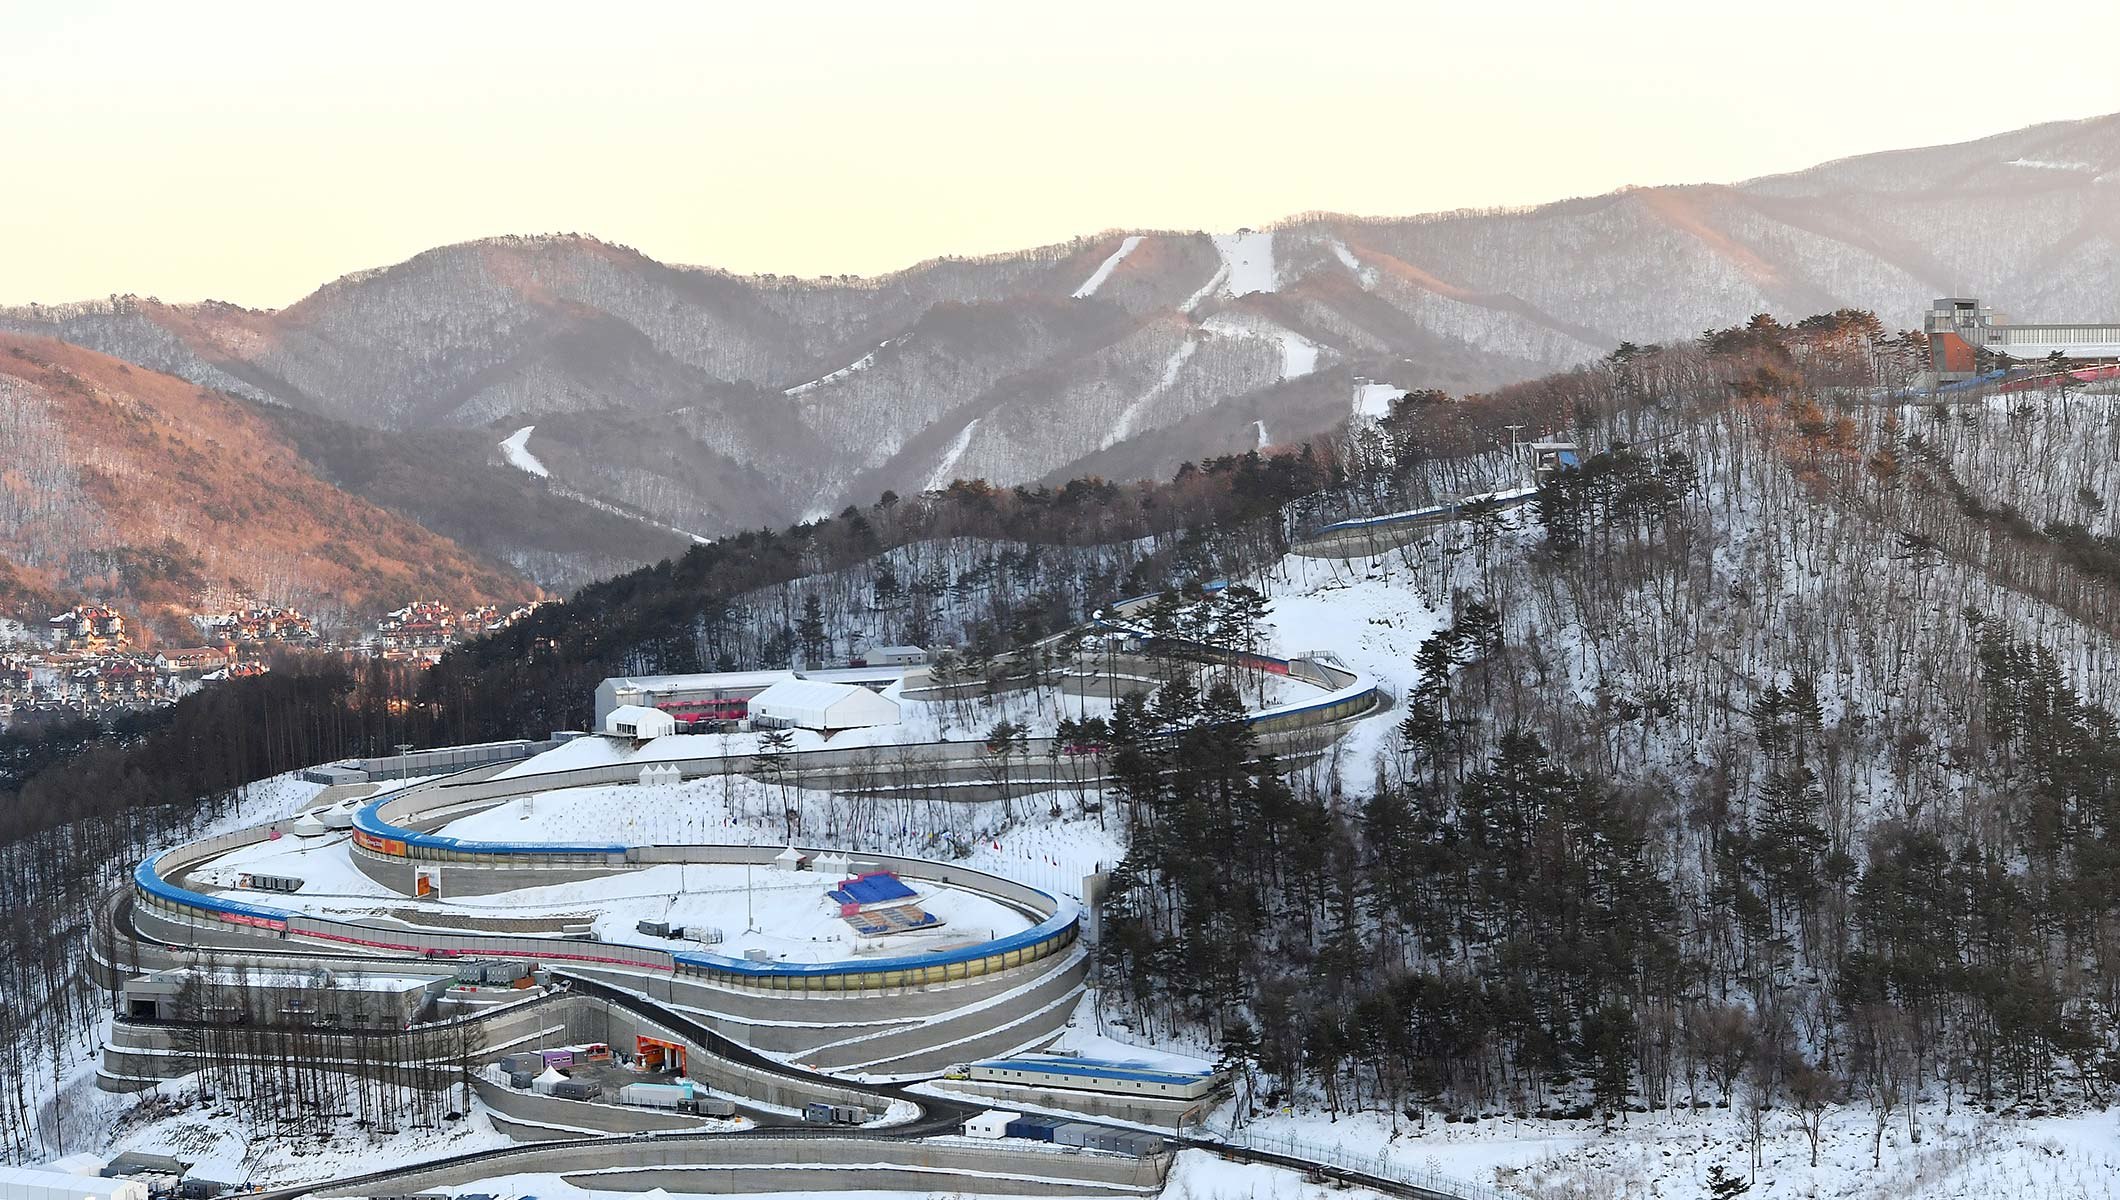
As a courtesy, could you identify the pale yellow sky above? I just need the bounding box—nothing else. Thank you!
[4,0,2116,308]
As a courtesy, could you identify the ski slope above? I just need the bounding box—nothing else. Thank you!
[1202,314,1319,380]
[499,426,549,477]
[1071,236,1144,298]
[786,336,907,397]
[1210,230,1277,296]
[1103,339,1197,448]
[925,419,982,491]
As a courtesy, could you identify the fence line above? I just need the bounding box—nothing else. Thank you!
[1214,1126,1532,1200]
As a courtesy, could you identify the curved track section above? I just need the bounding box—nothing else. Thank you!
[97,628,1419,1196]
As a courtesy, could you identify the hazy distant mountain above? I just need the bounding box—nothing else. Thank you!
[7,111,2120,550]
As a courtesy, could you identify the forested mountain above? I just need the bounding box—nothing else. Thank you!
[0,335,556,632]
[5,113,2119,557]
[414,307,2120,1135]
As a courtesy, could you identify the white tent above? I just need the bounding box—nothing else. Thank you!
[748,679,899,732]
[606,704,677,740]
[639,762,683,787]
[0,1168,147,1200]
[773,846,807,872]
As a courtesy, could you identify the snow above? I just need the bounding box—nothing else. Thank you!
[924,418,982,491]
[1071,236,1144,298]
[1279,333,1319,378]
[1178,264,1228,314]
[785,336,906,397]
[1253,419,1268,449]
[1202,313,1319,380]
[498,425,549,478]
[1042,1000,1218,1076]
[1328,237,1378,289]
[157,966,436,991]
[450,771,1121,899]
[1209,1102,2120,1200]
[1103,339,1197,448]
[195,836,1040,965]
[422,1172,1156,1200]
[101,1091,515,1189]
[196,829,397,897]
[2007,157,2095,172]
[1352,380,1400,419]
[1253,554,1454,767]
[1166,1151,1394,1199]
[1211,230,1277,296]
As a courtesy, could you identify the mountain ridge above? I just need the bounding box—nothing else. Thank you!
[6,111,2120,566]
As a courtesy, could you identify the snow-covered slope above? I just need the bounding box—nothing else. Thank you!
[498,424,549,477]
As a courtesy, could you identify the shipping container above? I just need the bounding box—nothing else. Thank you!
[617,1082,692,1109]
[801,1103,835,1124]
[830,1104,865,1124]
[550,1080,602,1101]
[1052,1122,1101,1148]
[507,1071,534,1090]
[499,1052,542,1075]
[1004,1116,1064,1142]
[636,920,669,938]
[242,873,304,893]
[963,1109,1019,1139]
[694,1097,737,1117]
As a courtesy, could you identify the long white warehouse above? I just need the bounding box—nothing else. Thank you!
[748,679,900,732]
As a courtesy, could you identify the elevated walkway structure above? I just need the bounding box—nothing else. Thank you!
[1926,296,2120,384]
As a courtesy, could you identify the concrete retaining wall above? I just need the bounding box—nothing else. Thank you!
[307,1135,1165,1198]
[471,1075,721,1134]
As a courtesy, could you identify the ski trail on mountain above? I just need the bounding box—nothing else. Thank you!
[1105,340,1198,448]
[1072,236,1144,298]
[925,418,982,491]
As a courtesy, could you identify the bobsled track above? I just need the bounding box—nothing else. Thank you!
[85,633,1531,1199]
[1287,487,1539,560]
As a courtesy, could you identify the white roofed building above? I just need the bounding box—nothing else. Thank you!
[748,679,900,733]
[0,1167,148,1200]
[605,705,677,740]
[594,670,794,728]
[864,645,929,666]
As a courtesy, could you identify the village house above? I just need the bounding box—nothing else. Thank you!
[155,647,233,674]
[48,604,128,652]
